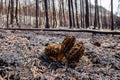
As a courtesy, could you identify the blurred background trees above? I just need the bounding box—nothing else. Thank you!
[0,0,120,30]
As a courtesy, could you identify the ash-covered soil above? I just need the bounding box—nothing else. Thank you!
[0,30,120,80]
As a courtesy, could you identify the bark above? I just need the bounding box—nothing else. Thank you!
[85,0,89,28]
[68,0,72,28]
[62,0,67,27]
[36,0,39,28]
[52,0,57,28]
[10,0,14,26]
[59,0,63,26]
[15,0,19,26]
[94,0,100,29]
[80,0,83,28]
[75,0,79,28]
[44,0,50,28]
[89,0,93,26]
[7,0,10,28]
[111,0,114,30]
[82,0,85,28]
[70,0,75,28]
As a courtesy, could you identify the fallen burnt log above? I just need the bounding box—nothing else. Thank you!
[0,28,120,35]
[45,35,85,63]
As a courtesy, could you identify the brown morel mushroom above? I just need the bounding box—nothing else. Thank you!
[65,42,85,63]
[45,35,85,63]
[45,43,64,61]
[45,35,76,61]
[61,35,76,54]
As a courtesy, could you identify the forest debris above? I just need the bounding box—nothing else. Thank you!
[31,66,42,78]
[93,41,101,47]
[0,75,3,80]
[45,35,85,63]
[72,77,77,80]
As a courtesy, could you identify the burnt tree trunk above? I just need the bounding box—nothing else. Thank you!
[10,0,14,26]
[89,0,92,26]
[36,0,39,28]
[70,0,75,28]
[82,0,85,28]
[44,0,50,28]
[75,0,79,28]
[7,0,11,28]
[111,0,114,30]
[62,0,66,27]
[15,0,19,27]
[85,0,89,28]
[68,0,72,28]
[94,0,100,29]
[80,0,83,28]
[52,0,57,28]
[59,0,63,27]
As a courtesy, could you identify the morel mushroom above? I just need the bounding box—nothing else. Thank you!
[45,43,64,61]
[65,42,85,63]
[61,35,76,54]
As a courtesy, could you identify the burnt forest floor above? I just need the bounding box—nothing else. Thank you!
[0,29,120,80]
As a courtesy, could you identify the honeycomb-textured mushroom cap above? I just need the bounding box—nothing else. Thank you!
[61,35,76,54]
[45,43,64,61]
[65,42,85,63]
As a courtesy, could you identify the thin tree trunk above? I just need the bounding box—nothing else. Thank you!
[82,0,85,28]
[103,10,107,29]
[111,0,114,30]
[0,0,3,16]
[80,0,83,28]
[1,0,3,21]
[19,1,21,27]
[85,0,89,28]
[75,0,79,28]
[44,0,50,28]
[94,0,100,29]
[23,6,25,25]
[59,0,63,27]
[10,0,14,26]
[70,0,75,28]
[15,0,19,27]
[100,0,103,29]
[28,0,31,26]
[52,0,57,28]
[7,0,11,28]
[68,0,72,28]
[89,0,92,26]
[62,0,66,27]
[36,0,39,28]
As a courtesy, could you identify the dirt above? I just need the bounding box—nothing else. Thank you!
[0,30,120,80]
